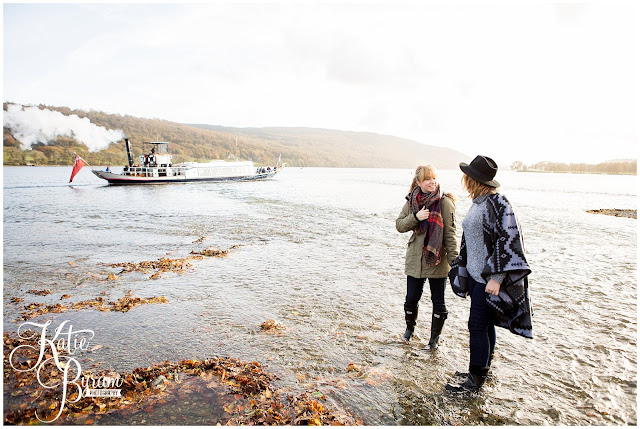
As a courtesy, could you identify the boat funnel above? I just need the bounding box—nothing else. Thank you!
[125,138,134,167]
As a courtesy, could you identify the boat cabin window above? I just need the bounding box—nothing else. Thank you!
[154,143,169,154]
[144,142,170,155]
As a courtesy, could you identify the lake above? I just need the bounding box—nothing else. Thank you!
[3,165,637,425]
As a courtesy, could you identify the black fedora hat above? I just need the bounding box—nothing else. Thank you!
[459,155,500,188]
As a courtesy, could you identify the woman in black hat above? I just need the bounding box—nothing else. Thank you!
[446,155,532,392]
[395,165,459,348]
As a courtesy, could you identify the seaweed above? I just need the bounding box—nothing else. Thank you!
[105,245,241,280]
[18,291,168,321]
[26,288,53,296]
[3,332,361,425]
[259,319,286,334]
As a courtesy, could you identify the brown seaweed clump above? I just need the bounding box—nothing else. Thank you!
[108,257,195,278]
[190,245,240,257]
[26,288,53,296]
[587,209,636,219]
[259,319,286,334]
[18,291,168,321]
[106,245,241,280]
[3,332,361,426]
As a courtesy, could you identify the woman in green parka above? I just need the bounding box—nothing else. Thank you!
[396,165,459,348]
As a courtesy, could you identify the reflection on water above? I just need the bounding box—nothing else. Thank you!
[3,166,637,425]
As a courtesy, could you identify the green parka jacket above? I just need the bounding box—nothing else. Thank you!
[395,192,459,279]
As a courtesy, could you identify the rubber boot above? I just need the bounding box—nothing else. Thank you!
[425,310,448,350]
[446,365,489,393]
[402,304,418,342]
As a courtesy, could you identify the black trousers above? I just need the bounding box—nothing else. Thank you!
[468,276,496,368]
[405,275,447,313]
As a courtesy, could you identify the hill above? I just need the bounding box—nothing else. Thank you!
[3,103,468,168]
[189,124,468,169]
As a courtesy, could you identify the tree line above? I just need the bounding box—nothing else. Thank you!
[510,160,636,175]
[8,103,631,173]
[3,104,288,167]
[3,103,467,169]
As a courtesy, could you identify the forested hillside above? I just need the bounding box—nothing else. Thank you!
[3,103,468,168]
[190,125,467,169]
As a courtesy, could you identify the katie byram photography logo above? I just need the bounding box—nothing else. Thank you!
[8,320,122,423]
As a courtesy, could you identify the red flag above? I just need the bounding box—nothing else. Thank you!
[69,155,86,183]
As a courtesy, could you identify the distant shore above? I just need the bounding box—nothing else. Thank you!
[516,170,636,176]
[5,164,639,176]
[587,209,637,219]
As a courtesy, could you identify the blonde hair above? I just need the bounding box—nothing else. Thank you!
[462,174,498,199]
[409,165,437,193]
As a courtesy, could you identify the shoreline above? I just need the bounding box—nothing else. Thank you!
[4,164,638,176]
[516,170,636,176]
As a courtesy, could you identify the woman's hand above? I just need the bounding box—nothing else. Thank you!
[485,279,501,296]
[416,207,430,221]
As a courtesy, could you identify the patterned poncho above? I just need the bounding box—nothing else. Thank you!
[449,193,533,339]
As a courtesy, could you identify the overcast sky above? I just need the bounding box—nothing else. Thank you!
[3,1,637,165]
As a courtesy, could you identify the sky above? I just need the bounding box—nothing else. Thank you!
[2,1,637,165]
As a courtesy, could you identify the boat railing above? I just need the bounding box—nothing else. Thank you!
[124,166,187,178]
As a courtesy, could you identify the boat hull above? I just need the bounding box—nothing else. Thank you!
[92,169,279,185]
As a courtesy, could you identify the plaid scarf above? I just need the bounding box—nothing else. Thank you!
[408,184,444,267]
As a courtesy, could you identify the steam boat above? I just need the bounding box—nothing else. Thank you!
[92,139,283,185]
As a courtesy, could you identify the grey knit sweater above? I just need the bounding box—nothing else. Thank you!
[462,195,507,285]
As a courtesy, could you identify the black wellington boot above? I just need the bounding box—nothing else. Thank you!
[446,365,488,393]
[403,304,418,342]
[425,310,448,350]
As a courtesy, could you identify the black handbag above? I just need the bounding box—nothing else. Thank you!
[448,266,469,298]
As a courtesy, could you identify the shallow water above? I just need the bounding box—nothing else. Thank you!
[3,166,637,425]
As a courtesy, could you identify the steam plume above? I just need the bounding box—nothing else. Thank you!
[3,103,125,152]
